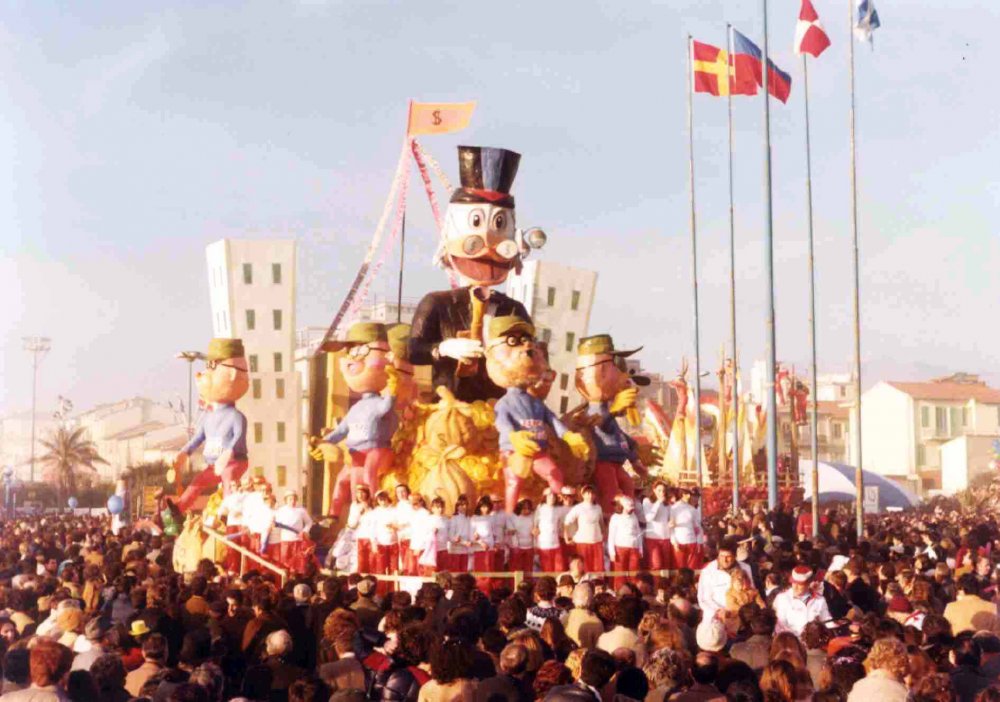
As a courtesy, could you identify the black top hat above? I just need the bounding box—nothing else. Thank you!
[450,145,521,208]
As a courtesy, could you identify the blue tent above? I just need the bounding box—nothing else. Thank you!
[799,460,920,511]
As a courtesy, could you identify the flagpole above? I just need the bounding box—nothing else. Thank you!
[686,35,704,492]
[726,23,740,514]
[848,0,864,537]
[396,212,406,323]
[761,0,779,511]
[802,54,820,537]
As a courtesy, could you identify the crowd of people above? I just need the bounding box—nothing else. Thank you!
[5,481,1000,702]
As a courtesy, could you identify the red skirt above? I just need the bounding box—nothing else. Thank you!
[574,541,604,574]
[356,538,372,573]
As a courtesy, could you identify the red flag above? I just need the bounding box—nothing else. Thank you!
[691,40,729,96]
[795,0,831,57]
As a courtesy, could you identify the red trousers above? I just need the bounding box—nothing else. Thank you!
[509,547,534,574]
[177,458,248,513]
[224,526,246,573]
[503,451,564,514]
[356,538,372,573]
[644,537,675,572]
[673,542,704,570]
[594,460,635,516]
[398,540,414,575]
[537,547,566,574]
[574,541,605,574]
[331,448,392,517]
[374,543,398,596]
[492,549,507,571]
[448,553,469,572]
[612,547,641,589]
[472,550,495,592]
[418,549,449,577]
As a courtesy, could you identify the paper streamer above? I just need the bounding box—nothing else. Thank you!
[411,139,459,289]
[317,138,412,353]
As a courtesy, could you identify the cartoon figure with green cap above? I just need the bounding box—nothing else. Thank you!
[486,315,590,513]
[173,338,250,513]
[317,322,400,517]
[575,334,650,515]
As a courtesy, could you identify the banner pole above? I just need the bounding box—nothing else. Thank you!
[762,0,780,510]
[726,23,740,513]
[687,35,703,491]
[848,0,864,537]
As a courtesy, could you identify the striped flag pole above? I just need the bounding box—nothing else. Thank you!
[726,24,741,513]
[686,35,704,492]
[761,0,780,510]
[848,0,864,537]
[802,52,821,537]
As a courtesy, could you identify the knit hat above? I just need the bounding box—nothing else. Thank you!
[791,566,814,584]
[696,617,728,653]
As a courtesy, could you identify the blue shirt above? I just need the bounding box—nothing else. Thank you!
[587,402,638,463]
[181,403,248,462]
[323,392,398,452]
[494,387,568,452]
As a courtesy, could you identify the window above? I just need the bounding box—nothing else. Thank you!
[951,407,962,434]
[276,465,287,487]
[571,290,581,311]
[839,386,847,398]
[832,422,843,439]
[273,352,283,372]
[273,309,282,330]
[272,263,282,284]
[242,263,253,284]
[277,422,286,442]
[560,373,569,391]
[252,379,261,399]
[253,423,263,443]
[276,378,285,399]
[917,444,926,466]
[920,406,930,428]
[246,309,255,331]
[253,466,264,478]
[962,406,969,428]
[935,407,947,433]
[249,355,258,373]
[540,328,552,344]
[547,287,556,306]
[565,331,575,353]
[560,396,569,414]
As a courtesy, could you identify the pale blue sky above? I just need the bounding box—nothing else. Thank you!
[2,0,999,415]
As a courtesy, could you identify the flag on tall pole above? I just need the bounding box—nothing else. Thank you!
[732,29,793,104]
[692,40,731,96]
[854,0,881,43]
[686,36,704,491]
[795,0,831,57]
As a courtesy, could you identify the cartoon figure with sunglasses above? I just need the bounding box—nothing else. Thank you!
[487,315,590,513]
[174,338,250,513]
[574,334,650,515]
[409,145,547,403]
[317,322,400,517]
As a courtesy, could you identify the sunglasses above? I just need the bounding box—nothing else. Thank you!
[489,333,534,349]
[206,360,247,372]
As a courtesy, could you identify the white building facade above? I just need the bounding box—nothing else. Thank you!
[206,239,301,494]
[505,261,598,415]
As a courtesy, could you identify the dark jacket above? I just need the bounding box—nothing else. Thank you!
[951,665,993,702]
[374,662,427,702]
[544,681,602,702]
[477,673,533,702]
[409,287,530,401]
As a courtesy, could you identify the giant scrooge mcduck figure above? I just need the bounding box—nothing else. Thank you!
[409,145,546,402]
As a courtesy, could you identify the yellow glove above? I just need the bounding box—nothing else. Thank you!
[384,365,399,397]
[563,432,591,461]
[509,430,541,458]
[309,440,342,464]
[609,387,639,415]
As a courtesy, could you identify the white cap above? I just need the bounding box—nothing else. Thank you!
[828,555,850,573]
[791,566,814,583]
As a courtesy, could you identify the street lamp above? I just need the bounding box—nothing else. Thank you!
[22,337,51,483]
[175,351,205,437]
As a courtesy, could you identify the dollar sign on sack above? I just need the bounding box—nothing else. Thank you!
[432,110,442,126]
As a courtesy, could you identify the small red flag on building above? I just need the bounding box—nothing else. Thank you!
[795,0,832,57]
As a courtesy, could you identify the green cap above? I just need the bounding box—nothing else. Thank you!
[488,315,535,341]
[387,323,411,361]
[206,338,245,361]
[321,322,388,352]
[577,334,642,357]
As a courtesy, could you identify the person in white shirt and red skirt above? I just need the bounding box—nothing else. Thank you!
[507,499,535,574]
[371,490,399,594]
[642,480,675,572]
[447,495,473,572]
[534,489,566,574]
[470,496,497,591]
[608,494,644,589]
[563,485,605,574]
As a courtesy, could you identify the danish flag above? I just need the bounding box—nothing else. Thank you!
[795,0,831,57]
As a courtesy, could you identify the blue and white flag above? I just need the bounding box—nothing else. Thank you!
[854,0,881,43]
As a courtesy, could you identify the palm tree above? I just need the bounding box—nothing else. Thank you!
[38,427,107,504]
